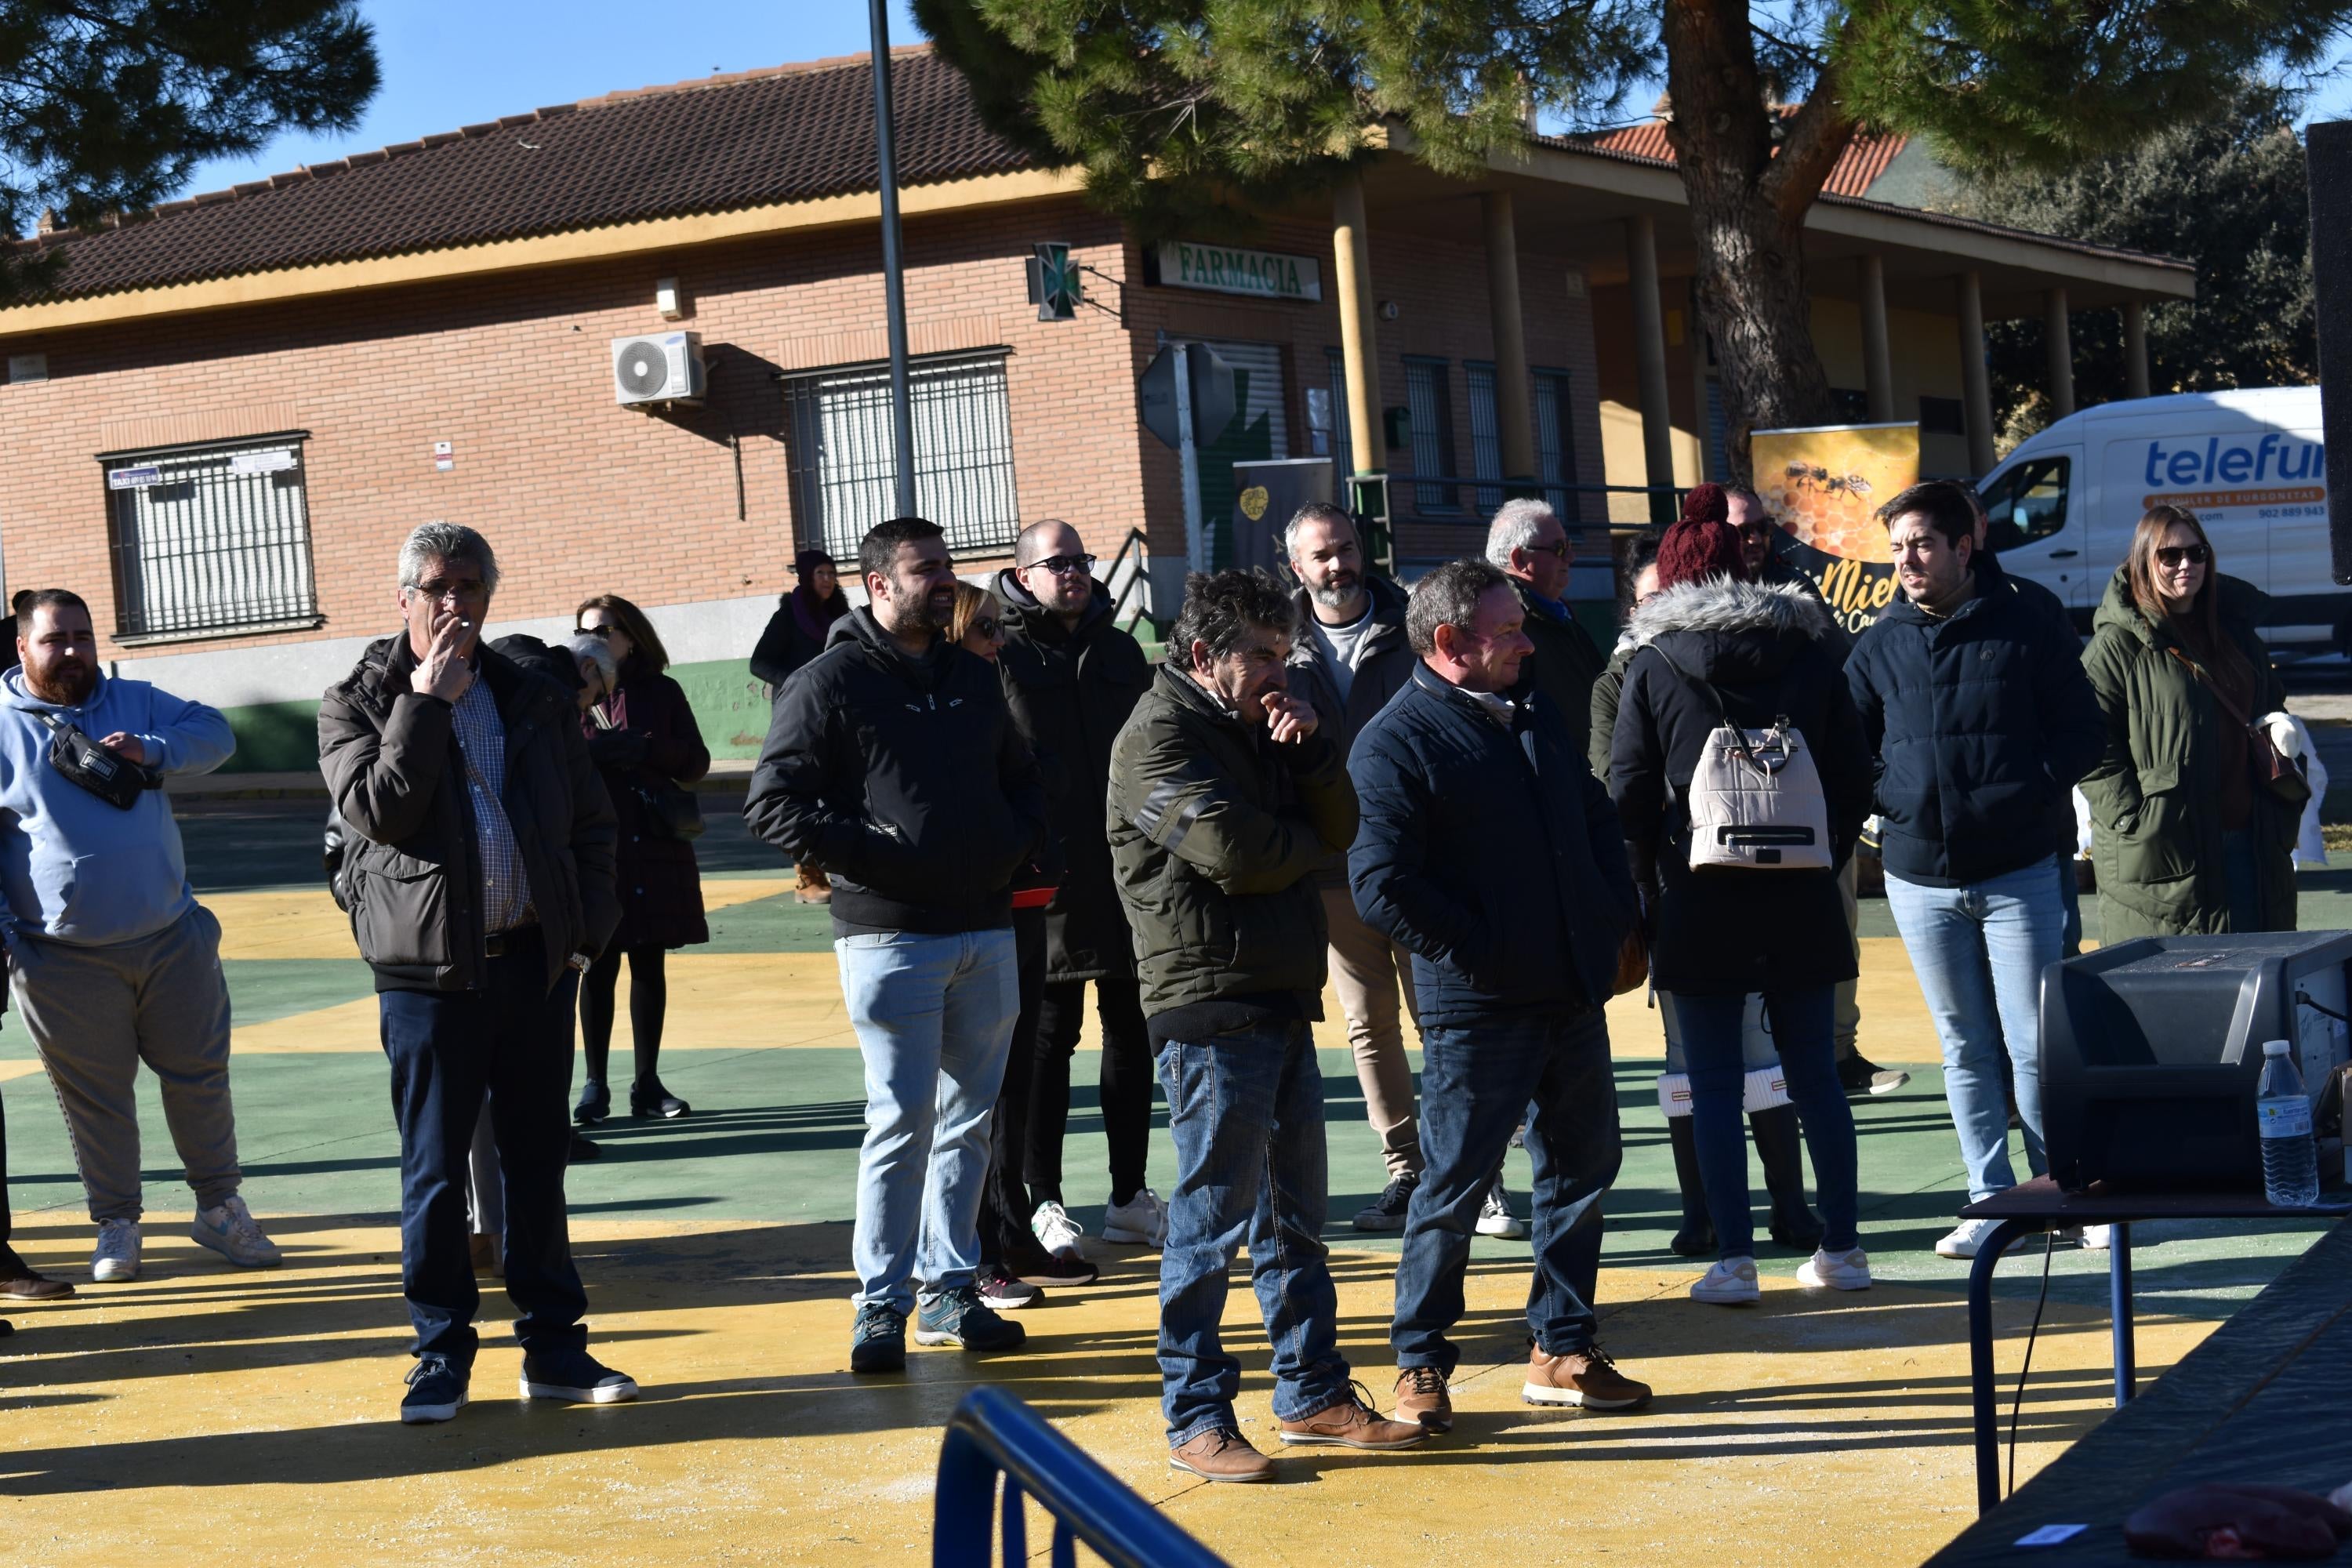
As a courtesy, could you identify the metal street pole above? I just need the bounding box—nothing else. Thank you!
[1173,342,1207,574]
[869,0,917,518]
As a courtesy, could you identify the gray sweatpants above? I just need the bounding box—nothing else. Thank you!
[9,905,241,1223]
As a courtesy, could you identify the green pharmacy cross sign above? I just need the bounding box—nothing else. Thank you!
[1035,241,1080,321]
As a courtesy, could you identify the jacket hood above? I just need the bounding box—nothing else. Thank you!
[995,568,1115,641]
[2092,564,2271,644]
[1628,577,1835,647]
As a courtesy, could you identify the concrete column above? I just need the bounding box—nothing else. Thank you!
[2124,299,2151,401]
[2045,286,2075,419]
[1957,270,1994,477]
[1860,252,1895,423]
[1481,191,1537,483]
[1331,172,1386,511]
[1624,214,1676,517]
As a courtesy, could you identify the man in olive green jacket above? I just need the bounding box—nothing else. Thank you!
[2079,566,2298,940]
[1108,568,1422,1483]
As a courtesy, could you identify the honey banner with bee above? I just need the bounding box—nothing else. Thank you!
[1751,421,1919,637]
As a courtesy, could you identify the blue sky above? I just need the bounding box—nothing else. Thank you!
[183,0,2352,198]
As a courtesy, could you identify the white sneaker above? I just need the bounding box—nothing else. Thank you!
[1690,1256,1760,1305]
[1936,1217,2001,1259]
[191,1193,282,1268]
[1102,1188,1168,1247]
[1030,1201,1084,1262]
[91,1218,142,1281]
[1475,1179,1528,1239]
[1797,1247,1873,1290]
[2078,1224,2114,1251]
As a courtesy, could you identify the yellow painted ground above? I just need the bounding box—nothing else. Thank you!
[0,1214,2208,1566]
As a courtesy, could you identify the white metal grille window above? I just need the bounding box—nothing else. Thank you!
[100,434,321,640]
[785,351,1019,561]
[1466,362,1504,514]
[1403,357,1458,513]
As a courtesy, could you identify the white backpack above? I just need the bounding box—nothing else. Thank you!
[1657,650,1831,872]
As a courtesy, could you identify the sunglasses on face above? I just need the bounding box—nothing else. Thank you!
[2155,545,2210,568]
[1029,554,1097,577]
[972,617,1004,640]
[1531,541,1570,560]
[1737,522,1773,541]
[574,624,612,638]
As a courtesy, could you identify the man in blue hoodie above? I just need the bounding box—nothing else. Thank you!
[0,590,278,1283]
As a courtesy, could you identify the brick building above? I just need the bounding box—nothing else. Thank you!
[0,47,2190,770]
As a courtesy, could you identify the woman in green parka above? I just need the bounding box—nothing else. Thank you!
[2079,505,2299,942]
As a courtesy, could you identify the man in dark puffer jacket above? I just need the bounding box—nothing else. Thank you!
[746,517,1048,1375]
[1108,568,1424,1483]
[1847,485,2103,1261]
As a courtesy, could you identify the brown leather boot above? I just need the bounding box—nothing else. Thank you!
[1392,1367,1453,1432]
[1169,1427,1275,1483]
[1277,1386,1428,1450]
[1523,1345,1652,1410]
[0,1245,73,1300]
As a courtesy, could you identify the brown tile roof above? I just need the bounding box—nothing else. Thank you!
[12,46,1034,302]
[1588,116,1907,199]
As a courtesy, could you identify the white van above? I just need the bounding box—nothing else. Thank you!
[1976,387,2338,652]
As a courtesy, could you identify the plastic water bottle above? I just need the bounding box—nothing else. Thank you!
[2256,1040,2321,1210]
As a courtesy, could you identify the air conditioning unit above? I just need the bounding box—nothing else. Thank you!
[612,331,706,407]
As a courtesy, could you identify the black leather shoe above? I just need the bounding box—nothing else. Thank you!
[574,1079,611,1127]
[0,1245,74,1300]
[630,1076,690,1120]
[568,1132,602,1164]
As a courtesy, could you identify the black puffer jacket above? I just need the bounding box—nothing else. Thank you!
[318,637,619,995]
[1508,579,1609,762]
[1286,573,1415,888]
[1847,551,2104,887]
[993,570,1152,981]
[745,608,1047,935]
[1351,665,1637,1025]
[1610,578,1872,996]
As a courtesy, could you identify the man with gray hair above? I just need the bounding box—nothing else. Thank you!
[1485,498,1608,758]
[1278,502,1443,1232]
[1348,557,1649,1432]
[319,521,630,1425]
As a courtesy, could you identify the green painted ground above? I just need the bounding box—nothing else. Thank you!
[0,800,2332,1321]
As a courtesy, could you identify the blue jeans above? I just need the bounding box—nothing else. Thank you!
[379,927,586,1368]
[1392,1008,1620,1373]
[1156,1018,1348,1446]
[1670,987,1857,1257]
[1657,992,1781,1074]
[836,928,1019,1316]
[1884,856,2062,1202]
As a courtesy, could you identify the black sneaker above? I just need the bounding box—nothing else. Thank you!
[519,1345,638,1404]
[1838,1053,1911,1098]
[850,1302,907,1374]
[915,1286,1026,1352]
[568,1132,601,1163]
[630,1076,691,1120]
[1352,1171,1419,1232]
[976,1265,1040,1310]
[401,1356,470,1424]
[574,1079,610,1126]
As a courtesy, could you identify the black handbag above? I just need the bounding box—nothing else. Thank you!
[634,779,706,841]
[37,712,158,810]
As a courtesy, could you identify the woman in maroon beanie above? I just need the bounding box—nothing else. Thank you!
[1608,506,1874,1305]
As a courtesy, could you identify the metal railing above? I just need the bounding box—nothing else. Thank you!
[1381,477,1693,532]
[934,1387,1230,1568]
[1102,526,1156,636]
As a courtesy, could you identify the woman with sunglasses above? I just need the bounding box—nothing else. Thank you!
[2080,506,2299,941]
[947,583,1098,1308]
[572,594,712,1125]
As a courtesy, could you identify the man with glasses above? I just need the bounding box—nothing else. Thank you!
[990,520,1156,1272]
[748,516,1048,1374]
[1485,499,1607,760]
[319,521,632,1424]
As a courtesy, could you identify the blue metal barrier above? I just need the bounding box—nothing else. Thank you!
[933,1386,1232,1568]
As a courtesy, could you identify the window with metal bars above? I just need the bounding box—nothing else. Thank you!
[1323,348,1352,492]
[784,351,1019,561]
[100,434,321,641]
[1534,368,1581,519]
[1402,357,1458,513]
[1466,362,1504,514]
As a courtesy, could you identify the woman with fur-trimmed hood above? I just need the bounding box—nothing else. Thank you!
[1610,511,1874,1307]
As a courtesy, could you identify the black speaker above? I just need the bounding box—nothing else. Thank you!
[2305,121,2352,585]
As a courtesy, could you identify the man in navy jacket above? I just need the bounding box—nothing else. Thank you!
[1847,485,2103,1259]
[1348,557,1649,1435]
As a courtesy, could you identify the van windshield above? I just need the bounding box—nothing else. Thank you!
[1980,456,2071,552]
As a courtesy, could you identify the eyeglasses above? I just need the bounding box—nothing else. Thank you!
[412,579,488,603]
[1737,522,1774,541]
[2155,545,2211,567]
[574,624,612,638]
[972,617,1004,640]
[1028,554,1097,576]
[1530,542,1570,560]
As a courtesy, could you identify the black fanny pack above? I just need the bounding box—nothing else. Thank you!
[37,712,159,810]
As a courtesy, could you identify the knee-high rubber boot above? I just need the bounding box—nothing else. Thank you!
[1750,1105,1824,1252]
[1657,1076,1716,1258]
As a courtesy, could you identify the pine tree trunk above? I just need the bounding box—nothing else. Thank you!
[1661,0,1852,481]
